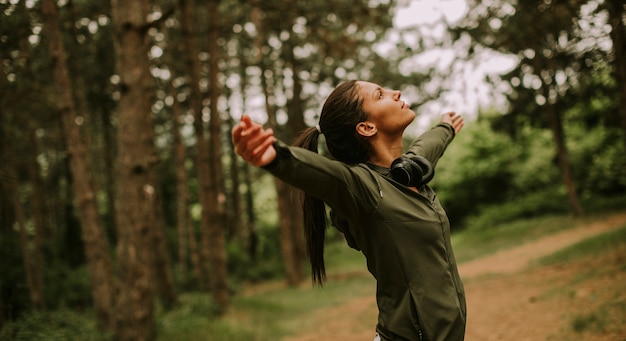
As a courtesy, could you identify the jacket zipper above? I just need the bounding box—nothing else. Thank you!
[431,193,464,315]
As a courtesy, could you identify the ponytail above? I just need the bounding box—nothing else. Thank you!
[291,80,367,285]
[293,127,328,285]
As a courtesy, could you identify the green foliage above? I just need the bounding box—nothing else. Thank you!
[433,103,626,229]
[0,308,111,341]
[463,188,569,229]
[226,224,285,284]
[432,113,569,227]
[565,107,626,196]
[43,264,92,309]
[433,115,520,225]
[580,194,626,215]
[507,124,559,193]
[0,231,30,323]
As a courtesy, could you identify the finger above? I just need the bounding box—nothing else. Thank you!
[241,114,252,126]
[246,128,273,154]
[241,122,263,141]
[234,115,256,139]
[249,137,276,164]
[454,121,464,133]
[234,123,260,156]
[232,121,246,144]
[242,136,273,166]
[237,127,272,160]
[252,129,275,155]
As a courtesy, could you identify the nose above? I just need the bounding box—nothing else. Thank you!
[392,90,401,101]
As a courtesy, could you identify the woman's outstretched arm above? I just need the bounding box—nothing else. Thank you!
[232,115,277,167]
[405,112,464,167]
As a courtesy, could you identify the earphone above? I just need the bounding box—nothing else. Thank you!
[390,155,434,188]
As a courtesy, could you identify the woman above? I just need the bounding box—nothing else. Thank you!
[232,80,466,341]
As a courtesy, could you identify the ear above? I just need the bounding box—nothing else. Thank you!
[356,121,377,137]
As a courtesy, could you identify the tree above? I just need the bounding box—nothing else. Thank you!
[205,0,230,310]
[41,0,115,329]
[178,0,207,289]
[451,0,607,216]
[110,0,164,338]
[248,0,305,286]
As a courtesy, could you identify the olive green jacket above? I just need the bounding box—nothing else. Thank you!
[264,123,466,341]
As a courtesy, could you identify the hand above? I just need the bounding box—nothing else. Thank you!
[440,112,464,134]
[232,115,277,167]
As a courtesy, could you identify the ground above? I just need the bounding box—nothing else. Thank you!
[283,213,626,341]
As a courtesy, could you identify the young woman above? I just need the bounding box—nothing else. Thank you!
[232,80,466,341]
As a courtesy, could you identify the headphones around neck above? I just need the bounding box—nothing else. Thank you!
[390,155,434,188]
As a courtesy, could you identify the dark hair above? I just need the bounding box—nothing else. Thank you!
[292,80,368,285]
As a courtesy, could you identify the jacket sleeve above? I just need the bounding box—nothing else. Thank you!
[405,123,455,168]
[262,141,380,219]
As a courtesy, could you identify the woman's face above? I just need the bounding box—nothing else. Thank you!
[357,81,416,137]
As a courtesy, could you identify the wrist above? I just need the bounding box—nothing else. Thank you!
[437,122,456,137]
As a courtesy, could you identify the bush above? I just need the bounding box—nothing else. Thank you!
[434,115,521,226]
[44,264,92,309]
[465,188,569,230]
[0,309,110,341]
[227,224,285,284]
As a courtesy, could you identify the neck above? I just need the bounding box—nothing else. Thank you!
[368,135,404,168]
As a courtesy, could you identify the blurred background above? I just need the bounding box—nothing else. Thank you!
[1,0,625,340]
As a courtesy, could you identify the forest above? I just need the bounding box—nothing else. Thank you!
[1,0,625,340]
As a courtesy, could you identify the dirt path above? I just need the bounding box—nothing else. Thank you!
[284,213,626,341]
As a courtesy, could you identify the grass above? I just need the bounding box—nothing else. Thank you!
[451,214,581,262]
[157,275,375,341]
[536,224,626,266]
[157,235,375,341]
[536,226,626,340]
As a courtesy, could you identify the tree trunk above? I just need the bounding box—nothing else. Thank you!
[545,99,584,216]
[12,179,43,310]
[178,0,206,288]
[41,0,114,330]
[101,110,118,244]
[186,210,203,287]
[243,163,259,260]
[206,0,230,310]
[151,193,178,310]
[110,0,160,339]
[284,36,307,284]
[226,116,242,242]
[172,82,189,276]
[27,129,46,310]
[274,180,305,285]
[181,0,212,291]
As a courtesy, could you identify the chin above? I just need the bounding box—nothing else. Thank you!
[406,111,417,124]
